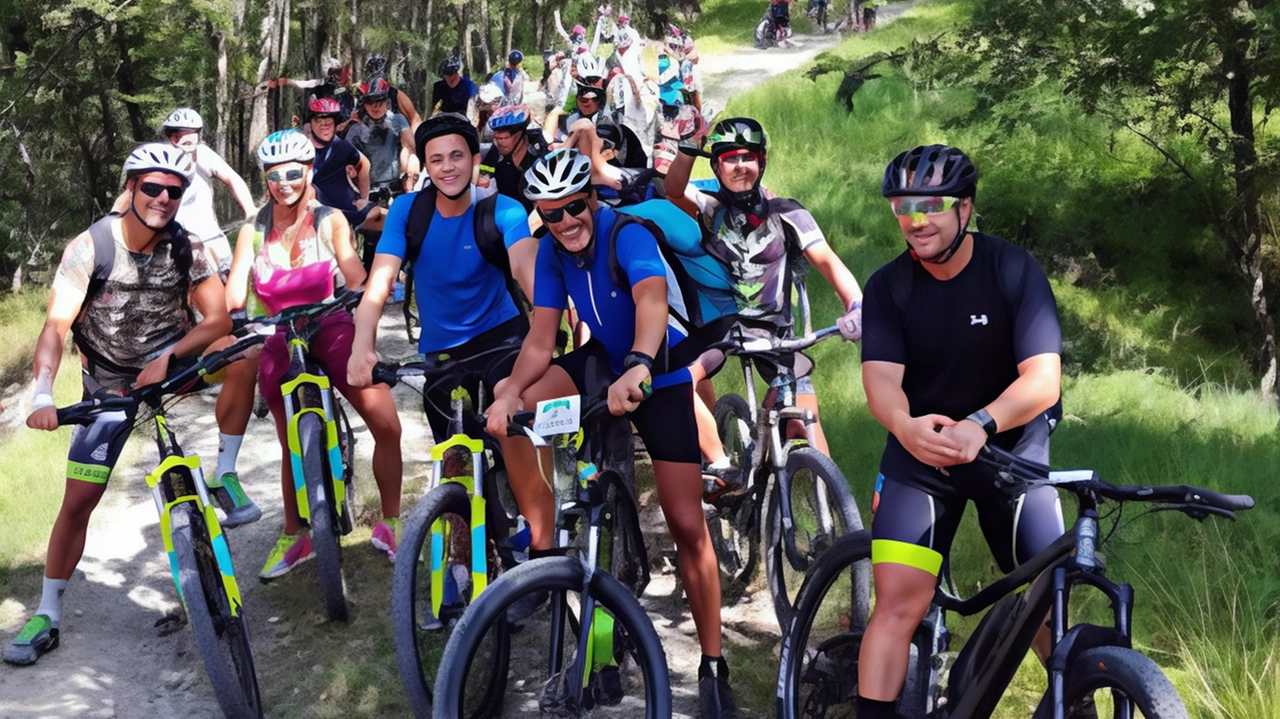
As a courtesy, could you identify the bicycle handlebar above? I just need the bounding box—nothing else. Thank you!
[978,444,1254,518]
[711,325,843,357]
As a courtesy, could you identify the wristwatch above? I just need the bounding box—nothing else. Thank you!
[965,408,998,438]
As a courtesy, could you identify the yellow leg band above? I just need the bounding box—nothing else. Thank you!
[871,538,943,576]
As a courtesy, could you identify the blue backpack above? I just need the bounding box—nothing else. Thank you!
[606,200,739,364]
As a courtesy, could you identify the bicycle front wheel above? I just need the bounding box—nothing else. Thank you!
[299,412,348,621]
[433,557,671,718]
[1032,645,1188,719]
[766,447,867,630]
[755,16,776,48]
[392,482,509,718]
[777,531,872,719]
[173,507,264,719]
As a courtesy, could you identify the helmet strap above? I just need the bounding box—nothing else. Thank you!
[129,190,171,233]
[440,181,471,201]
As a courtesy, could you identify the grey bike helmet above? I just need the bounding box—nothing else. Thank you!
[161,107,203,132]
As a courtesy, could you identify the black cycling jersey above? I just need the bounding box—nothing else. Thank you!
[862,231,1061,494]
[480,140,542,213]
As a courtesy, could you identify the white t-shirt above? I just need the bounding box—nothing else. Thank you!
[177,144,234,244]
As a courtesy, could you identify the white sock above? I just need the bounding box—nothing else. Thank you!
[709,457,731,470]
[36,577,68,628]
[216,433,244,480]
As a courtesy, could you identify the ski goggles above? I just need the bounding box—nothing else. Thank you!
[891,196,962,218]
[266,168,306,184]
[537,197,590,224]
[138,182,185,201]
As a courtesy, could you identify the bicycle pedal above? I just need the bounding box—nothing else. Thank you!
[154,611,187,637]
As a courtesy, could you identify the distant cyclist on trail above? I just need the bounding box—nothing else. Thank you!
[855,145,1064,718]
[4,144,232,667]
[664,112,864,497]
[431,55,479,121]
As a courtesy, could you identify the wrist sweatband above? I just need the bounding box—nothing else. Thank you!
[30,371,54,410]
[965,408,998,438]
[623,351,654,374]
[847,298,862,312]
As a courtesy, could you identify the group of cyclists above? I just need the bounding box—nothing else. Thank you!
[4,14,1068,719]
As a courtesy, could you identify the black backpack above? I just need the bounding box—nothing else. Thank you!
[402,187,529,310]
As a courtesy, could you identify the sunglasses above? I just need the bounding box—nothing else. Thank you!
[267,168,306,183]
[892,196,961,217]
[138,182,185,201]
[718,151,760,167]
[537,198,590,224]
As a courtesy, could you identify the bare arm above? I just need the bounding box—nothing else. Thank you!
[224,224,257,311]
[347,252,399,387]
[803,240,862,310]
[863,360,963,468]
[487,306,561,435]
[507,236,539,308]
[398,127,415,178]
[663,147,695,201]
[608,275,667,415]
[355,152,372,202]
[397,92,422,128]
[937,353,1062,464]
[25,284,84,429]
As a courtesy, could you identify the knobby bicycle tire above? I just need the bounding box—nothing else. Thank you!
[433,557,671,718]
[777,531,873,719]
[173,508,264,719]
[707,393,761,594]
[1032,646,1188,719]
[299,412,349,621]
[334,400,356,534]
[392,482,509,718]
[766,447,866,630]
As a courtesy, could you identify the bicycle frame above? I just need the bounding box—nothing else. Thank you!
[280,332,350,533]
[427,387,491,615]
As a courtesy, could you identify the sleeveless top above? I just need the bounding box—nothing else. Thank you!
[250,199,341,316]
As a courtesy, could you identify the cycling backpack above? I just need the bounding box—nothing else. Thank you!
[403,186,528,309]
[606,200,739,363]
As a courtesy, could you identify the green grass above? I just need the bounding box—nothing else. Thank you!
[0,289,50,387]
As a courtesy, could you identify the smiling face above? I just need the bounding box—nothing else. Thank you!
[264,162,310,206]
[129,171,186,227]
[312,116,337,142]
[424,134,475,197]
[891,195,972,259]
[537,192,596,254]
[168,129,200,154]
[363,98,389,121]
[716,149,761,194]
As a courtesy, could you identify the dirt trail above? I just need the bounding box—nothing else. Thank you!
[0,7,916,717]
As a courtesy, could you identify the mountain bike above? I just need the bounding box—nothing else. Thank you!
[55,340,270,717]
[706,323,864,629]
[776,444,1255,718]
[380,341,526,718]
[755,11,781,48]
[432,394,668,717]
[808,0,830,33]
[269,290,363,621]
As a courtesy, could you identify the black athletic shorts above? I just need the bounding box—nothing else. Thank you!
[552,340,699,464]
[423,316,527,442]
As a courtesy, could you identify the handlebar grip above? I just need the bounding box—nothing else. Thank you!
[371,362,398,387]
[55,406,93,427]
[1189,488,1254,512]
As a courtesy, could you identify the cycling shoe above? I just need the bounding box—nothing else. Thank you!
[3,615,59,666]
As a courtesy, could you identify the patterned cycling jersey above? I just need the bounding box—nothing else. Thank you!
[688,188,825,326]
[54,217,213,391]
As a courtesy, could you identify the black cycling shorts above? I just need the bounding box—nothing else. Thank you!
[870,469,1064,577]
[423,316,527,442]
[66,395,138,484]
[552,340,699,464]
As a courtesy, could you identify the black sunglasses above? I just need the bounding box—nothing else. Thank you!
[537,198,590,224]
[138,182,185,201]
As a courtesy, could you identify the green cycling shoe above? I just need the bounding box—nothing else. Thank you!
[3,614,59,666]
[207,472,262,528]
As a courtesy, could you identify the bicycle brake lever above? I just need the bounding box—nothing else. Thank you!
[1158,503,1236,522]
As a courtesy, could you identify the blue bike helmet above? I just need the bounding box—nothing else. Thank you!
[488,104,532,132]
[509,50,524,65]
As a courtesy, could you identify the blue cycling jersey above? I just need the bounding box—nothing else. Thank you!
[379,190,531,352]
[533,206,691,389]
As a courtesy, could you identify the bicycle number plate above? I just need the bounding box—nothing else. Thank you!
[534,395,581,436]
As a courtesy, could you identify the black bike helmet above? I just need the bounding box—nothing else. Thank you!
[365,54,388,76]
[363,75,391,103]
[415,112,481,162]
[707,117,769,207]
[439,55,463,77]
[882,144,977,198]
[882,144,977,264]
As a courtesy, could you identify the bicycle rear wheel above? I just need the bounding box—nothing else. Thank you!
[173,507,264,719]
[299,412,349,621]
[433,557,671,718]
[392,482,509,718]
[1032,645,1188,719]
[776,531,872,719]
[766,447,867,630]
[707,393,760,593]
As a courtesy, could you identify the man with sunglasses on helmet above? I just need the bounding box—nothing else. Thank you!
[855,145,1064,718]
[348,75,416,267]
[271,58,358,134]
[5,144,230,667]
[478,104,549,213]
[665,113,864,497]
[483,148,740,717]
[348,113,537,446]
[543,53,608,141]
[361,54,422,128]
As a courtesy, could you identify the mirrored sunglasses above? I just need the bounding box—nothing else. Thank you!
[267,168,306,183]
[892,196,961,217]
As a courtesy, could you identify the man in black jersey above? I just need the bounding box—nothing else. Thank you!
[855,145,1065,718]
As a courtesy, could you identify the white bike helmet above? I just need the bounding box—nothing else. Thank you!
[161,107,204,132]
[575,54,605,81]
[524,148,592,201]
[123,142,196,185]
[257,129,316,169]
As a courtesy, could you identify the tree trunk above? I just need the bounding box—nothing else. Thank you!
[504,7,514,58]
[479,0,494,72]
[113,31,146,141]
[1223,41,1278,400]
[249,0,286,181]
[458,5,474,78]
